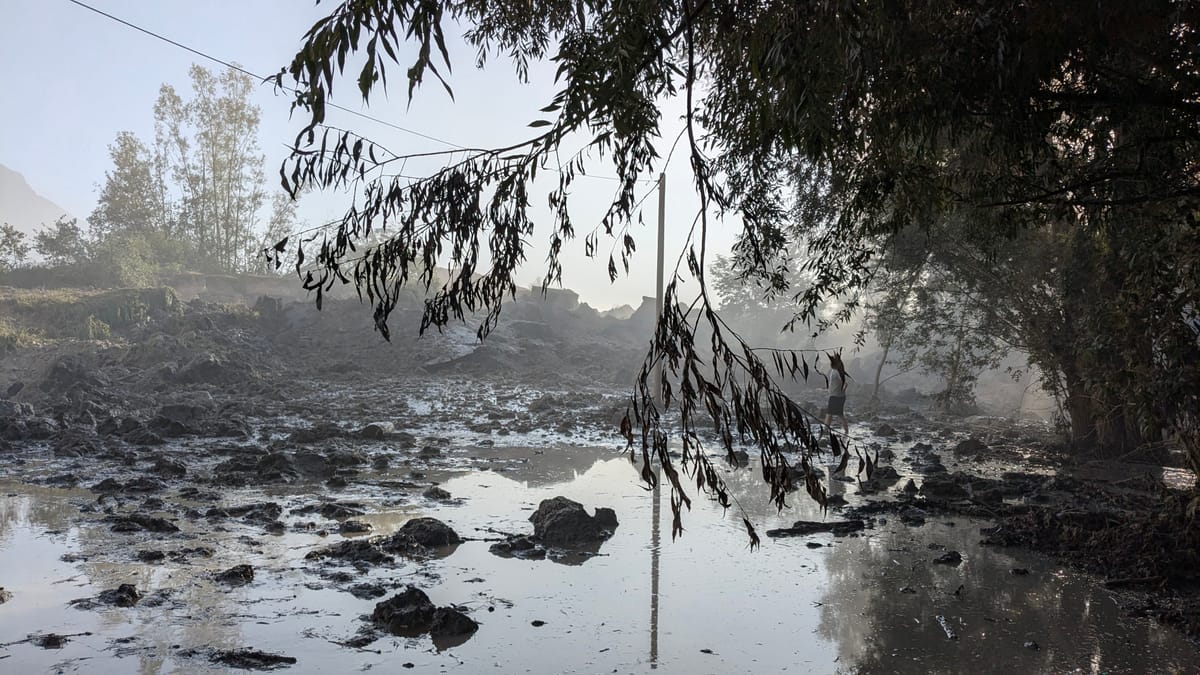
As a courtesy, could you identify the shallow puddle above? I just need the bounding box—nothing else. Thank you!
[0,444,1196,673]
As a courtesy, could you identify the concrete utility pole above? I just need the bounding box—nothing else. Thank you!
[654,173,666,401]
[649,172,665,668]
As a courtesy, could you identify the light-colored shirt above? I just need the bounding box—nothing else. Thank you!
[829,370,846,397]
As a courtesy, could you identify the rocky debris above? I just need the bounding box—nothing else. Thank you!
[291,501,366,520]
[359,421,394,439]
[33,633,70,649]
[175,353,244,385]
[215,564,255,586]
[873,424,898,437]
[953,437,988,456]
[349,582,390,599]
[422,486,452,501]
[208,502,283,524]
[136,550,166,563]
[338,520,372,534]
[489,535,548,561]
[901,478,919,494]
[306,539,395,566]
[382,517,461,554]
[92,477,168,494]
[184,648,297,671]
[106,514,180,533]
[151,457,187,478]
[919,474,970,501]
[287,422,346,444]
[72,583,141,609]
[766,519,866,538]
[213,453,300,485]
[0,587,11,604]
[529,497,618,547]
[371,586,478,642]
[933,551,963,566]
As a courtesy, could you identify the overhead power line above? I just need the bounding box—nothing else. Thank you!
[65,0,465,149]
[62,0,652,185]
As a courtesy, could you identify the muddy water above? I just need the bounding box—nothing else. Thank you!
[1,445,1197,673]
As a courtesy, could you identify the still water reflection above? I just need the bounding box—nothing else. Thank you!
[0,448,1196,673]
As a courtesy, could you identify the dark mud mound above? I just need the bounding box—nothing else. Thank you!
[70,583,140,609]
[490,497,618,564]
[179,647,297,671]
[371,586,478,648]
[529,496,618,547]
[306,518,460,566]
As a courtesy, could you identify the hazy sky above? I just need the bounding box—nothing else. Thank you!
[0,0,732,310]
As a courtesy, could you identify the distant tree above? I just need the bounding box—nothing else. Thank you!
[89,132,166,239]
[0,224,30,271]
[34,217,91,267]
[155,65,266,272]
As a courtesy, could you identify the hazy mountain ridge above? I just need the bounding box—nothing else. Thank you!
[0,163,73,236]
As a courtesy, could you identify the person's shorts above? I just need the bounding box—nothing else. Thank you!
[827,395,846,416]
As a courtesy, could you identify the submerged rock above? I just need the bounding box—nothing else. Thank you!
[215,564,255,586]
[529,496,618,547]
[422,486,452,501]
[203,648,297,671]
[765,520,866,537]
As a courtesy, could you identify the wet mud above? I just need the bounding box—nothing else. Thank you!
[0,294,1197,672]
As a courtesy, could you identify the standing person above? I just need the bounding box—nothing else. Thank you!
[824,352,850,437]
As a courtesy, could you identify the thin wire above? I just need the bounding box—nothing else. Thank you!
[64,0,462,149]
[63,0,651,183]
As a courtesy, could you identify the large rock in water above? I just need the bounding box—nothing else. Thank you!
[372,585,478,639]
[529,496,618,547]
[389,517,461,548]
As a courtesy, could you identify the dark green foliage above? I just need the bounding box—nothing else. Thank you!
[273,1,1200,529]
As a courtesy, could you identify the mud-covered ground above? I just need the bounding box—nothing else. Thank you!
[1,287,1198,672]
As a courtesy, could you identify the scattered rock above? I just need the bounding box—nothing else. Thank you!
[338,520,372,534]
[359,422,394,439]
[873,424,898,437]
[34,633,70,649]
[953,437,988,455]
[529,496,618,547]
[933,551,963,566]
[766,520,866,537]
[372,586,476,643]
[349,583,389,600]
[107,514,180,533]
[423,486,452,501]
[1024,640,1040,651]
[215,564,255,586]
[306,539,394,566]
[208,648,297,670]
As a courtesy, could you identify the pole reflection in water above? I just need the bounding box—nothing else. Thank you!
[649,463,661,669]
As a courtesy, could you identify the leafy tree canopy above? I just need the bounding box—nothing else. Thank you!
[272,1,1200,534]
